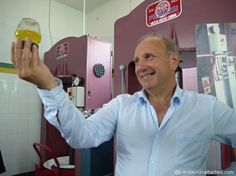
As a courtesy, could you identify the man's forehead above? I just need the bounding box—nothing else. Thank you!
[135,38,167,53]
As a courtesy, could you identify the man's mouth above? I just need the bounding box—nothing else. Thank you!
[140,72,155,79]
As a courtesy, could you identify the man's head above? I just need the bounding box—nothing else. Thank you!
[133,34,180,92]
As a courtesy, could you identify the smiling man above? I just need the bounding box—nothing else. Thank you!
[134,36,179,125]
[11,34,236,176]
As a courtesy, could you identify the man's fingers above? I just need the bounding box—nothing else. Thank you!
[14,39,23,69]
[11,42,16,66]
[21,38,32,69]
[11,38,41,81]
[31,44,40,67]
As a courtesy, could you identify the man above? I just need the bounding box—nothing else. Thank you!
[11,35,236,175]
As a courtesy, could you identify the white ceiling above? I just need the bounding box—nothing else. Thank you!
[54,0,111,12]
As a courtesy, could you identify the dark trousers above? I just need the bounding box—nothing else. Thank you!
[0,150,6,174]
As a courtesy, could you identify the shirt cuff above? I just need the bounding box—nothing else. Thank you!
[37,78,67,108]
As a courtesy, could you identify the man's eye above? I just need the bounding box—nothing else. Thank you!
[144,54,154,60]
[134,58,139,64]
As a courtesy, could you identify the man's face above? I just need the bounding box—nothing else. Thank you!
[134,37,178,92]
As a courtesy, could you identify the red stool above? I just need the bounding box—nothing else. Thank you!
[33,143,74,176]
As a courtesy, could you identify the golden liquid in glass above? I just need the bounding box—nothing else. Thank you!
[15,29,41,44]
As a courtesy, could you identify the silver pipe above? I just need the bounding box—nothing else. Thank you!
[119,64,126,94]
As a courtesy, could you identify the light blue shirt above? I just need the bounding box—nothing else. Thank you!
[37,80,236,176]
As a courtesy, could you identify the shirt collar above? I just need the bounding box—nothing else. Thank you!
[171,85,182,106]
[137,85,183,106]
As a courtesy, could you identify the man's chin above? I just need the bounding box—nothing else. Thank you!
[142,85,155,92]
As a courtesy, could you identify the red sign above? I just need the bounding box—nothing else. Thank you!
[146,0,182,27]
[55,42,69,60]
[201,76,211,94]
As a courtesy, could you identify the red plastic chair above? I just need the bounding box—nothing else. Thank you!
[33,143,74,176]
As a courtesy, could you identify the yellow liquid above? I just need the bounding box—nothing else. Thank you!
[15,29,41,44]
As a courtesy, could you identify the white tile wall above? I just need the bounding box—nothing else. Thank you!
[0,72,41,175]
[0,0,85,174]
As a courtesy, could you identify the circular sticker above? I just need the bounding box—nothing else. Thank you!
[155,1,170,18]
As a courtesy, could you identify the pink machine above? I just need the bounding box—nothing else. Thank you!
[42,35,113,176]
[114,0,236,171]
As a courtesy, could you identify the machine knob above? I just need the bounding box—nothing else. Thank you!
[73,77,81,86]
[119,64,126,71]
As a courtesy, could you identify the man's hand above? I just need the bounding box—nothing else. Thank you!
[11,38,57,90]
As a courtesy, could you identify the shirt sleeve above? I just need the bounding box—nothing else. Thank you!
[212,97,236,147]
[37,79,119,149]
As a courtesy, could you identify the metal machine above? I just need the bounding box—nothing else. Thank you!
[42,35,113,176]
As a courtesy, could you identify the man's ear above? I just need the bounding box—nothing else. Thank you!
[170,52,180,71]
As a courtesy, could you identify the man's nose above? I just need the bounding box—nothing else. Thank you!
[136,59,147,70]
